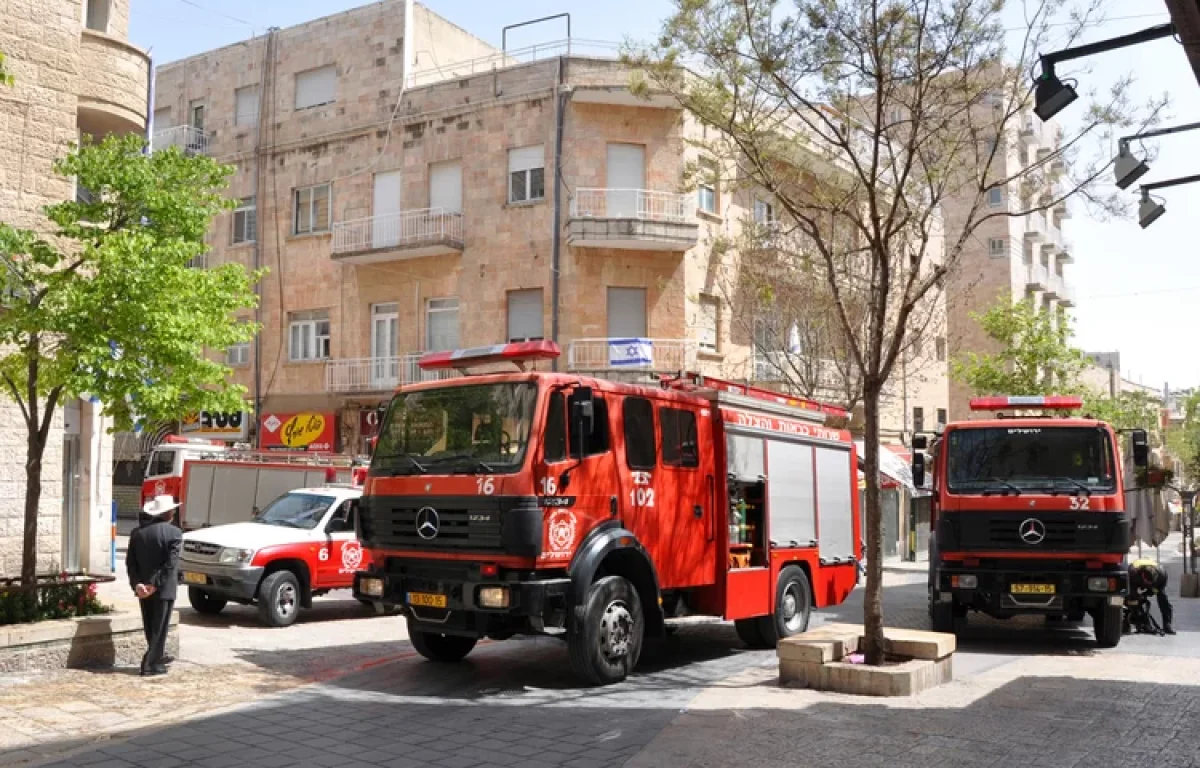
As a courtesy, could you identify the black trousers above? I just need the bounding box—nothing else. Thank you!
[139,598,174,671]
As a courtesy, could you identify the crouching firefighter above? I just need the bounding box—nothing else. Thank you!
[1126,559,1175,636]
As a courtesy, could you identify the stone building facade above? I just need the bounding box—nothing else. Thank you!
[0,0,148,578]
[149,0,948,462]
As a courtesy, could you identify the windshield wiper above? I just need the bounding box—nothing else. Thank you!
[979,478,1022,496]
[426,453,498,474]
[1046,477,1092,496]
[374,453,428,474]
[260,519,304,529]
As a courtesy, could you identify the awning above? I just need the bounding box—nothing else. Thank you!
[855,441,927,496]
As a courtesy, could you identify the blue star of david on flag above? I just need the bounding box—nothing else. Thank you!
[608,338,653,367]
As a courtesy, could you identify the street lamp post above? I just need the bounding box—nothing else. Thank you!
[1137,173,1200,228]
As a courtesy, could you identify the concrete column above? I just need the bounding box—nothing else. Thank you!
[78,400,114,576]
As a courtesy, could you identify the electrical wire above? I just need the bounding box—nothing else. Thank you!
[170,0,253,27]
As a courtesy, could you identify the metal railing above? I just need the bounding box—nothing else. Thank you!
[1026,261,1050,289]
[324,354,459,393]
[408,38,626,88]
[151,125,210,155]
[566,338,697,372]
[331,208,464,255]
[569,189,691,223]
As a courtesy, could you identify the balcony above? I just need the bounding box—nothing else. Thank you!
[1057,239,1073,264]
[1057,281,1077,308]
[1018,116,1037,145]
[324,354,458,394]
[566,338,697,375]
[151,126,211,155]
[77,30,150,139]
[331,208,465,264]
[1023,212,1046,244]
[1025,261,1050,291]
[567,189,699,252]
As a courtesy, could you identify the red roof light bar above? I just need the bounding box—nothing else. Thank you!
[969,395,1084,411]
[418,340,562,371]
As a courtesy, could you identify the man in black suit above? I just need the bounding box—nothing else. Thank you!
[127,495,183,676]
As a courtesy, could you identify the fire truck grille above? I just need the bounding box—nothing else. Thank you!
[372,506,503,551]
[936,511,1130,554]
[985,519,1077,548]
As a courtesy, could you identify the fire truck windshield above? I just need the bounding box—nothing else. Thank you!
[946,426,1116,494]
[371,382,537,476]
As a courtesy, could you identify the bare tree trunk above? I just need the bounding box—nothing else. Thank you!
[861,384,886,665]
[21,425,46,587]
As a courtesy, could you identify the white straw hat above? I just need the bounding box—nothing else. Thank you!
[142,494,181,517]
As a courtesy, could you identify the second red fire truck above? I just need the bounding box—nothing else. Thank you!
[914,395,1147,647]
[354,341,862,685]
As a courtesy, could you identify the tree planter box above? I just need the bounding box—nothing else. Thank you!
[0,610,178,673]
[778,622,954,697]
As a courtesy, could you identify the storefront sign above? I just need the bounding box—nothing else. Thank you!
[181,411,249,441]
[360,408,382,437]
[260,412,335,452]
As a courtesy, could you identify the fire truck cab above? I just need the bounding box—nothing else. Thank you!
[142,436,228,507]
[915,396,1148,647]
[354,341,862,685]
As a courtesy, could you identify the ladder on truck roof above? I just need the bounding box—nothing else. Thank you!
[661,372,848,423]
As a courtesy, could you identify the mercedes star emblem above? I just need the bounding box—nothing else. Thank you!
[415,506,440,540]
[1019,518,1046,545]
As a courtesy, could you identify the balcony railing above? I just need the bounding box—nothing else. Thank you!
[151,125,210,155]
[570,189,691,223]
[331,208,464,260]
[566,338,697,373]
[1025,261,1050,290]
[324,354,458,393]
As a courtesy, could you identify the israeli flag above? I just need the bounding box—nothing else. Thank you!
[609,338,653,367]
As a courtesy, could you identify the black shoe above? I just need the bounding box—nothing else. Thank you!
[1164,624,1176,635]
[161,655,175,666]
[140,665,168,677]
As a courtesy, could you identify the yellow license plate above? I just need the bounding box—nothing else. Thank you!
[407,592,447,608]
[182,572,207,585]
[1011,583,1055,595]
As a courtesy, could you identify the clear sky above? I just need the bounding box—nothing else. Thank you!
[129,0,1200,392]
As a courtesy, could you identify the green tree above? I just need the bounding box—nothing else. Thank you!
[637,0,1159,664]
[0,134,261,586]
[1087,390,1161,436]
[1167,391,1200,482]
[953,299,1088,397]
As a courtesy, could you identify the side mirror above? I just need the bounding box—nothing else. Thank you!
[572,386,595,439]
[1131,429,1149,468]
[912,453,926,489]
[558,469,571,492]
[912,434,928,451]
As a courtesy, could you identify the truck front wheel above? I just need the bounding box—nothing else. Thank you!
[1093,603,1123,648]
[408,621,478,663]
[568,575,644,686]
[257,570,301,628]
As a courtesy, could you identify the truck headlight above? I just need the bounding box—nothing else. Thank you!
[478,586,509,609]
[1087,577,1114,592]
[359,577,384,597]
[218,547,255,565]
[952,574,978,589]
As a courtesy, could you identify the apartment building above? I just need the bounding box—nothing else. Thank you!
[0,0,148,578]
[148,1,947,463]
[944,110,1076,419]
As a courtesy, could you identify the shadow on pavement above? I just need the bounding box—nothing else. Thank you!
[176,594,380,629]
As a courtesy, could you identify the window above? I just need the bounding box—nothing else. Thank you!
[623,397,656,470]
[937,408,948,428]
[235,85,260,126]
[988,238,1006,257]
[698,295,719,353]
[152,107,171,130]
[189,101,205,132]
[935,336,946,362]
[426,297,459,352]
[660,407,699,468]
[225,342,250,367]
[698,159,718,214]
[295,65,337,109]
[754,198,775,224]
[231,197,256,245]
[508,145,545,204]
[607,287,647,338]
[544,391,567,463]
[146,449,176,479]
[293,184,331,235]
[429,160,463,212]
[988,187,1004,208]
[85,0,109,32]
[507,289,544,342]
[912,407,925,435]
[569,392,610,458]
[288,310,331,362]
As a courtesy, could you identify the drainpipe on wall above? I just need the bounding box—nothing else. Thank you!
[550,56,568,371]
[253,29,279,448]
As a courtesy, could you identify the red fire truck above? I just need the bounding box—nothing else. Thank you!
[914,395,1148,647]
[353,341,861,685]
[142,436,229,507]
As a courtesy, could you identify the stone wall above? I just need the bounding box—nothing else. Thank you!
[0,609,180,673]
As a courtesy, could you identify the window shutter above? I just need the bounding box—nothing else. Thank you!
[698,297,718,350]
[507,289,544,341]
[606,288,647,338]
[508,145,544,174]
[430,161,463,212]
[153,108,172,130]
[295,65,336,109]
[235,85,260,125]
[426,299,460,351]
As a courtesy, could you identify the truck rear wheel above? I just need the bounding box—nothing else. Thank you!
[187,587,227,616]
[408,622,478,663]
[734,618,767,648]
[1093,604,1123,648]
[568,575,644,686]
[757,566,812,647]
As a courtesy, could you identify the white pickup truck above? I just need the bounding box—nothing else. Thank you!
[179,486,365,627]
